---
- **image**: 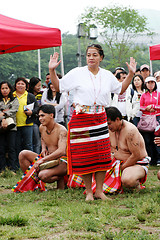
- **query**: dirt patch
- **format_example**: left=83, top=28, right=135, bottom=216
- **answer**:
left=0, top=189, right=12, bottom=194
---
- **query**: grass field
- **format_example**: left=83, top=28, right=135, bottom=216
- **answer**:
left=0, top=167, right=159, bottom=240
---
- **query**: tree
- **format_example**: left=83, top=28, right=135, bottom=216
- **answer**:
left=80, top=5, right=154, bottom=69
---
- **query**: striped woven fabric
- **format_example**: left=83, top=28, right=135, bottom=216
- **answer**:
left=67, top=174, right=85, bottom=188
left=12, top=155, right=46, bottom=193
left=67, top=110, right=112, bottom=175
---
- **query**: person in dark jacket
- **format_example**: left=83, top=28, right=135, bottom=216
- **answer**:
left=13, top=77, right=39, bottom=160
left=0, top=81, right=19, bottom=172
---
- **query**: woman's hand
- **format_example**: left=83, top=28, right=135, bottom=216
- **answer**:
left=24, top=109, right=32, bottom=116
left=49, top=52, right=61, bottom=70
left=126, top=57, right=137, bottom=74
left=154, top=137, right=160, bottom=146
left=1, top=118, right=8, bottom=129
left=145, top=105, right=155, bottom=112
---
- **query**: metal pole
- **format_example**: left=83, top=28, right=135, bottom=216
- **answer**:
left=78, top=38, right=81, bottom=67
left=59, top=46, right=64, bottom=76
left=150, top=60, right=153, bottom=76
left=38, top=49, right=41, bottom=79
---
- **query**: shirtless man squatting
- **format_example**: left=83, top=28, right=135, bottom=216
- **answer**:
left=106, top=106, right=150, bottom=190
left=19, top=104, right=67, bottom=189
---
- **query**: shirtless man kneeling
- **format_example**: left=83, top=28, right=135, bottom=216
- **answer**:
left=106, top=106, right=150, bottom=190
left=19, top=104, right=67, bottom=189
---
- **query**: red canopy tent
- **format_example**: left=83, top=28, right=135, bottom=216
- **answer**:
left=0, top=14, right=64, bottom=75
left=149, top=44, right=160, bottom=75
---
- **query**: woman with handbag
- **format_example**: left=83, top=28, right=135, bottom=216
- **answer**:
left=0, top=81, right=19, bottom=173
left=126, top=74, right=145, bottom=126
left=139, top=76, right=160, bottom=165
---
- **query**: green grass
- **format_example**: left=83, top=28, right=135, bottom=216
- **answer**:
left=0, top=167, right=159, bottom=240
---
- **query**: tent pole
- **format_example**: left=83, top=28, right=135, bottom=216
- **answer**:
left=59, top=46, right=64, bottom=76
left=38, top=49, right=41, bottom=79
left=150, top=60, right=153, bottom=76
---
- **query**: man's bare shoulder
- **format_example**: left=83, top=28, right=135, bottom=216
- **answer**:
left=124, top=120, right=139, bottom=133
left=124, top=121, right=144, bottom=143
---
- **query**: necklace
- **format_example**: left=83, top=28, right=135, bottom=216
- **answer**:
left=115, top=120, right=123, bottom=151
left=46, top=125, right=55, bottom=135
left=89, top=69, right=101, bottom=105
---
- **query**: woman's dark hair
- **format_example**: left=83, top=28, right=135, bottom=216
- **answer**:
left=14, top=77, right=28, bottom=90
left=0, top=81, right=15, bottom=101
left=86, top=44, right=104, bottom=59
left=47, top=82, right=62, bottom=103
left=105, top=106, right=122, bottom=121
left=132, top=74, right=145, bottom=91
left=38, top=104, right=55, bottom=118
left=29, top=77, right=41, bottom=94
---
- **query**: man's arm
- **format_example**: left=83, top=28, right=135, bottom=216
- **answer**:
left=121, top=129, right=142, bottom=171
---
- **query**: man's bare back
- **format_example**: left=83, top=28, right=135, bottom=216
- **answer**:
left=110, top=120, right=147, bottom=164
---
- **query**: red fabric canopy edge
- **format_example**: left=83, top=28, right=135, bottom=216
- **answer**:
left=0, top=14, right=62, bottom=54
left=149, top=44, right=160, bottom=61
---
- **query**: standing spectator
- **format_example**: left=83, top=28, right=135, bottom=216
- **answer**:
left=13, top=78, right=39, bottom=159
left=42, top=73, right=50, bottom=89
left=110, top=70, right=129, bottom=120
left=49, top=44, right=136, bottom=201
left=140, top=76, right=160, bottom=165
left=29, top=77, right=42, bottom=154
left=140, top=64, right=150, bottom=81
left=0, top=81, right=19, bottom=172
left=126, top=74, right=145, bottom=126
left=41, top=80, right=67, bottom=127
left=154, top=71, right=160, bottom=92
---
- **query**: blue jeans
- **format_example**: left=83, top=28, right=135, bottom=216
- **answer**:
left=0, top=130, right=18, bottom=171
left=16, top=126, right=33, bottom=159
left=132, top=117, right=140, bottom=127
left=33, top=123, right=41, bottom=154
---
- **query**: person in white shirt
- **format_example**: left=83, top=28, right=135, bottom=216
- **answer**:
left=49, top=44, right=136, bottom=201
left=41, top=81, right=67, bottom=127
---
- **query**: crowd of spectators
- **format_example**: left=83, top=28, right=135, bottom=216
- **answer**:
left=0, top=61, right=159, bottom=184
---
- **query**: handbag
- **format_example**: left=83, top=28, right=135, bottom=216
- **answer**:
left=137, top=114, right=158, bottom=132
left=0, top=117, right=16, bottom=131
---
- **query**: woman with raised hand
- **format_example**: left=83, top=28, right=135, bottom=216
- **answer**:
left=49, top=44, right=136, bottom=201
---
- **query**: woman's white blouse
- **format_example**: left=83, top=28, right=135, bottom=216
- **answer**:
left=59, top=66, right=122, bottom=107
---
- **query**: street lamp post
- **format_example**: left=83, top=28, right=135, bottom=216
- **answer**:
left=77, top=23, right=86, bottom=67
left=77, top=23, right=98, bottom=67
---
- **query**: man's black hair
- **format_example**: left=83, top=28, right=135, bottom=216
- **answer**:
left=105, top=107, right=122, bottom=121
left=38, top=104, right=56, bottom=118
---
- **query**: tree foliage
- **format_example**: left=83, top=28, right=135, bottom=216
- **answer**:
left=80, top=5, right=154, bottom=68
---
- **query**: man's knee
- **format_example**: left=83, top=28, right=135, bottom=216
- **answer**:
left=19, top=150, right=28, bottom=165
left=121, top=171, right=137, bottom=188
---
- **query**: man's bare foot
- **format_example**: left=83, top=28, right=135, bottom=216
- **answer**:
left=94, top=192, right=110, bottom=201
left=85, top=192, right=94, bottom=201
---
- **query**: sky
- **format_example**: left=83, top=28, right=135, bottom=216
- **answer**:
left=1, top=0, right=160, bottom=34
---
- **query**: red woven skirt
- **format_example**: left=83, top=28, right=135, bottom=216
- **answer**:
left=67, top=110, right=112, bottom=175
